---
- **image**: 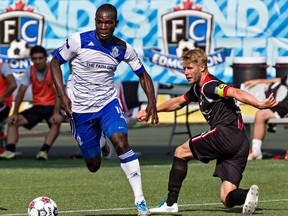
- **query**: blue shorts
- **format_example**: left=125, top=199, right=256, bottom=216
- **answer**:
left=70, top=99, right=128, bottom=159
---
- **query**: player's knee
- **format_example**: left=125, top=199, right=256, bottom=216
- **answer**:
left=174, top=143, right=192, bottom=159
left=113, top=140, right=129, bottom=155
left=85, top=159, right=101, bottom=173
left=174, top=146, right=182, bottom=157
left=255, top=110, right=270, bottom=122
left=88, top=166, right=100, bottom=173
left=87, top=164, right=101, bottom=173
left=110, top=133, right=129, bottom=154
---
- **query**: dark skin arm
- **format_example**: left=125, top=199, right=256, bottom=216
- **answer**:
left=138, top=71, right=159, bottom=125
left=50, top=56, right=73, bottom=118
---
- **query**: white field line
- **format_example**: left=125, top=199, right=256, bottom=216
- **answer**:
left=2, top=198, right=288, bottom=216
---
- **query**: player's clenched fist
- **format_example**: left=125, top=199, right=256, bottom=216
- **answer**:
left=136, top=110, right=147, bottom=122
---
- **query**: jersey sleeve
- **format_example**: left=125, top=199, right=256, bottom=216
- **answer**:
left=204, top=81, right=230, bottom=99
left=54, top=33, right=80, bottom=64
left=20, top=67, right=31, bottom=86
left=184, top=84, right=200, bottom=102
left=123, top=43, right=145, bottom=76
left=1, top=63, right=13, bottom=77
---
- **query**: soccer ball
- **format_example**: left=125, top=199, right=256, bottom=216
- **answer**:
left=7, top=39, right=30, bottom=58
left=176, top=38, right=195, bottom=57
left=28, top=196, right=58, bottom=216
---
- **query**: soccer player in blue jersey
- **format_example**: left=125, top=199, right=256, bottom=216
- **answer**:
left=50, top=3, right=158, bottom=216
left=137, top=48, right=278, bottom=214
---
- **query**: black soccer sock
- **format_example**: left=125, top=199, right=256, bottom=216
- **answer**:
left=40, top=144, right=51, bottom=152
left=225, top=188, right=249, bottom=208
left=6, top=144, right=16, bottom=152
left=167, top=156, right=188, bottom=206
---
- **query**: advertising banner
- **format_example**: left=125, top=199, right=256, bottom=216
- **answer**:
left=1, top=0, right=288, bottom=84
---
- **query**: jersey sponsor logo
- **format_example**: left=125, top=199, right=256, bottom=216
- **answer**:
left=85, top=62, right=116, bottom=70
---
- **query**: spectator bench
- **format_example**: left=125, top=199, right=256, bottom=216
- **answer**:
left=243, top=116, right=288, bottom=139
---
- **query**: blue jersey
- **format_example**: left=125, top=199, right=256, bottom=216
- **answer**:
left=55, top=29, right=146, bottom=113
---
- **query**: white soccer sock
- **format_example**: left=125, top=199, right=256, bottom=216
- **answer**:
left=119, top=149, right=144, bottom=205
left=252, top=139, right=262, bottom=152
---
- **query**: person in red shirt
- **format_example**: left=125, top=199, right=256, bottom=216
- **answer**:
left=0, top=45, right=63, bottom=160
left=0, top=62, right=17, bottom=122
left=0, top=62, right=17, bottom=152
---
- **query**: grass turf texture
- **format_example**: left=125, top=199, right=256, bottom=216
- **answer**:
left=0, top=158, right=287, bottom=216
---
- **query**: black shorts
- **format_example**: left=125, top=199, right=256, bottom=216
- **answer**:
left=189, top=125, right=249, bottom=187
left=270, top=101, right=288, bottom=118
left=21, top=105, right=55, bottom=129
left=0, top=104, right=10, bottom=122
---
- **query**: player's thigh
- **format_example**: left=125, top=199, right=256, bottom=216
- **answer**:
left=20, top=106, right=46, bottom=129
left=100, top=99, right=128, bottom=139
left=174, top=140, right=193, bottom=160
left=189, top=128, right=220, bottom=163
left=13, top=114, right=29, bottom=126
left=70, top=118, right=102, bottom=160
left=255, top=109, right=275, bottom=120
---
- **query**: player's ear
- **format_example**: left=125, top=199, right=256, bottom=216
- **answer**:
left=200, top=63, right=206, bottom=72
left=115, top=20, right=119, bottom=27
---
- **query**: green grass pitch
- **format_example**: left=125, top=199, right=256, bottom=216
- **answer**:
left=0, top=158, right=287, bottom=216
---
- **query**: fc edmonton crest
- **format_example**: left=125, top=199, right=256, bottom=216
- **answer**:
left=0, top=0, right=45, bottom=80
left=144, top=0, right=226, bottom=79
left=162, top=2, right=212, bottom=57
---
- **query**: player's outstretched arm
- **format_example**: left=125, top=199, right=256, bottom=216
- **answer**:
left=226, top=87, right=279, bottom=109
left=136, top=95, right=189, bottom=122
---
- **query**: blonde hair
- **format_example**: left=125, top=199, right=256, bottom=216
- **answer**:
left=180, top=48, right=207, bottom=66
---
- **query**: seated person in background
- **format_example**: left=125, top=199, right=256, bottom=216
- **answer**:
left=244, top=75, right=288, bottom=160
left=0, top=45, right=63, bottom=160
left=0, top=62, right=17, bottom=122
left=0, top=62, right=17, bottom=152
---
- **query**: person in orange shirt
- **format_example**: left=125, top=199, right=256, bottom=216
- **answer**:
left=0, top=45, right=63, bottom=160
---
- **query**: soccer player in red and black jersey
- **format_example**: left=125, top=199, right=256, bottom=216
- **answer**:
left=137, top=48, right=278, bottom=214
